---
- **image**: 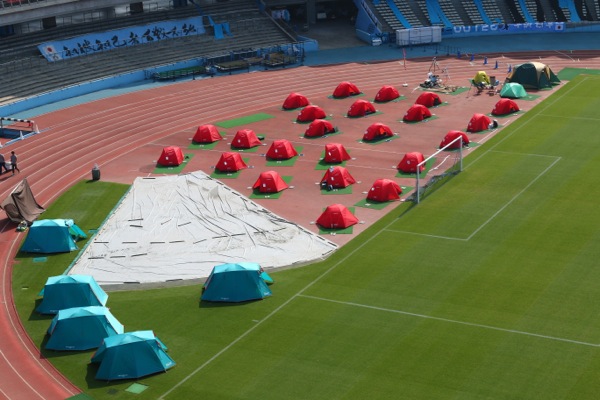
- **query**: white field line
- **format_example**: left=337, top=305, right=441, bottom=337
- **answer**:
left=536, top=113, right=600, bottom=121
left=464, top=76, right=589, bottom=170
left=158, top=210, right=396, bottom=399
left=0, top=349, right=44, bottom=399
left=298, top=294, right=600, bottom=348
left=465, top=154, right=560, bottom=240
left=385, top=151, right=560, bottom=241
left=383, top=78, right=595, bottom=241
left=164, top=75, right=600, bottom=398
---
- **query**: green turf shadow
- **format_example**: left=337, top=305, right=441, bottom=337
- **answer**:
left=153, top=153, right=194, bottom=174
left=397, top=158, right=436, bottom=179
left=400, top=115, right=439, bottom=124
left=188, top=132, right=227, bottom=150
left=230, top=145, right=262, bottom=153
left=318, top=207, right=356, bottom=234
left=438, top=142, right=481, bottom=152
left=327, top=93, right=365, bottom=100
left=211, top=170, right=242, bottom=179
left=215, top=113, right=275, bottom=128
left=488, top=110, right=524, bottom=118
left=354, top=198, right=396, bottom=210
left=249, top=176, right=293, bottom=199
left=468, top=124, right=503, bottom=134
left=265, top=147, right=303, bottom=166
left=421, top=86, right=469, bottom=96
left=188, top=141, right=219, bottom=150
left=300, top=130, right=343, bottom=140
left=320, top=185, right=353, bottom=195
left=445, top=86, right=469, bottom=95
left=294, top=116, right=333, bottom=124
left=358, top=134, right=400, bottom=145
left=210, top=158, right=250, bottom=179
left=345, top=111, right=383, bottom=119
left=373, top=95, right=407, bottom=104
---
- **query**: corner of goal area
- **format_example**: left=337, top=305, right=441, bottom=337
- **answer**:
left=409, top=136, right=465, bottom=205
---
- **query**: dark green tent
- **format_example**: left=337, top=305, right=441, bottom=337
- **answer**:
left=506, top=62, right=560, bottom=90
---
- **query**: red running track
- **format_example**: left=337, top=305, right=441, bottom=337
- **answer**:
left=0, top=51, right=599, bottom=399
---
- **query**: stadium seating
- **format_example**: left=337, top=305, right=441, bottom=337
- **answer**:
left=0, top=0, right=296, bottom=106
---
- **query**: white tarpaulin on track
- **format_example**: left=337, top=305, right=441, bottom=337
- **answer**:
left=69, top=171, right=337, bottom=285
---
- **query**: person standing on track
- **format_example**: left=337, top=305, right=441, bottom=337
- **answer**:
left=10, top=151, right=20, bottom=175
left=0, top=153, right=9, bottom=175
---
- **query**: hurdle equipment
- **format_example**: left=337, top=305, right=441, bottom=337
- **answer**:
left=0, top=117, right=40, bottom=134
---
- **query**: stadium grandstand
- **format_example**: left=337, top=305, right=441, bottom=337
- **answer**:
left=0, top=0, right=599, bottom=107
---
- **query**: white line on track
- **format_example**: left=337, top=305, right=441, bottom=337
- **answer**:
left=158, top=204, right=399, bottom=399
left=298, top=294, right=600, bottom=348
left=0, top=349, right=44, bottom=399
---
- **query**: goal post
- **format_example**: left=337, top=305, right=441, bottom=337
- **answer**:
left=414, top=135, right=464, bottom=204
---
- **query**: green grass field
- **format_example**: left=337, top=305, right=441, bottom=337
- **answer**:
left=13, top=74, right=600, bottom=399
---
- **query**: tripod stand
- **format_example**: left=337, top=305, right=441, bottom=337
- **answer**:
left=427, top=57, right=450, bottom=86
left=429, top=57, right=441, bottom=74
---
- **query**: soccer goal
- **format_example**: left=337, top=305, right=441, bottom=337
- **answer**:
left=413, top=135, right=464, bottom=204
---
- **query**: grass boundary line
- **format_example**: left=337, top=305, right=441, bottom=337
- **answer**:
left=465, top=154, right=561, bottom=240
left=298, top=294, right=600, bottom=348
left=158, top=205, right=400, bottom=399
left=462, top=76, right=587, bottom=172
left=383, top=151, right=561, bottom=241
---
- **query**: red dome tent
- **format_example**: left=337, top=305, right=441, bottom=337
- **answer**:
left=467, top=113, right=492, bottom=133
left=193, top=124, right=221, bottom=143
left=363, top=122, right=393, bottom=142
left=215, top=152, right=248, bottom=172
left=415, top=92, right=442, bottom=108
left=157, top=146, right=184, bottom=166
left=320, top=166, right=356, bottom=189
left=282, top=92, right=310, bottom=110
left=403, top=104, right=432, bottom=122
left=347, top=99, right=376, bottom=118
left=305, top=119, right=337, bottom=138
left=367, top=178, right=402, bottom=202
left=231, top=129, right=261, bottom=149
left=297, top=105, right=326, bottom=123
left=492, top=98, right=520, bottom=116
left=374, top=85, right=400, bottom=102
left=440, top=130, right=469, bottom=149
left=332, top=81, right=361, bottom=98
left=316, top=204, right=359, bottom=229
left=252, top=170, right=289, bottom=193
left=397, top=152, right=425, bottom=173
left=323, top=143, right=351, bottom=164
left=266, top=139, right=298, bottom=160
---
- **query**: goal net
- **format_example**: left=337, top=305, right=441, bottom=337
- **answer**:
left=411, top=135, right=464, bottom=204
